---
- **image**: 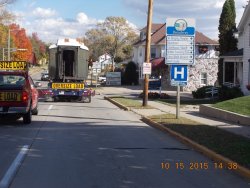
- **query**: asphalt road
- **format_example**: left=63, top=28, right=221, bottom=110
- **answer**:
left=0, top=71, right=249, bottom=188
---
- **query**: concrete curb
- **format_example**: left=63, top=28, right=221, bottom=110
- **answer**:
left=141, top=116, right=250, bottom=181
left=105, top=96, right=250, bottom=180
left=104, top=96, right=130, bottom=111
left=200, top=104, right=250, bottom=126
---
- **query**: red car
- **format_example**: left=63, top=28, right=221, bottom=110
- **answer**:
left=0, top=70, right=39, bottom=124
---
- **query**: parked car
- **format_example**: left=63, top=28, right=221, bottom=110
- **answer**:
left=98, top=76, right=106, bottom=83
left=0, top=69, right=39, bottom=124
left=41, top=73, right=49, bottom=81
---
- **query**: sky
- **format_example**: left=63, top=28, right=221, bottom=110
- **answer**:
left=7, top=0, right=248, bottom=43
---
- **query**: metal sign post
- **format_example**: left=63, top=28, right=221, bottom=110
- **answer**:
left=96, top=75, right=98, bottom=88
left=171, top=65, right=188, bottom=119
left=166, top=18, right=195, bottom=119
left=177, top=85, right=180, bottom=119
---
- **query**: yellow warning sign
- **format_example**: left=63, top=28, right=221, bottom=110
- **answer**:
left=52, top=83, right=85, bottom=89
left=0, top=61, right=28, bottom=70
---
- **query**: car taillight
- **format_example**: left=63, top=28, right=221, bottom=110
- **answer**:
left=22, top=91, right=29, bottom=102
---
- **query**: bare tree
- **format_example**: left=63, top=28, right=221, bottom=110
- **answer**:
left=0, top=0, right=16, bottom=7
left=0, top=0, right=16, bottom=23
left=85, top=16, right=138, bottom=71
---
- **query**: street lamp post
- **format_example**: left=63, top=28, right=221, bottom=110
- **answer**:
left=2, top=48, right=27, bottom=61
left=7, top=28, right=22, bottom=61
left=7, top=28, right=10, bottom=61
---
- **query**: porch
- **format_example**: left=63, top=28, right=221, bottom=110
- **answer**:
left=220, top=48, right=243, bottom=88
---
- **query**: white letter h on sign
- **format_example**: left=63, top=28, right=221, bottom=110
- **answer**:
left=174, top=67, right=185, bottom=79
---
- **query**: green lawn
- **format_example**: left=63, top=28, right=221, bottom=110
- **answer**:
left=157, top=98, right=218, bottom=105
left=150, top=114, right=250, bottom=169
left=212, top=96, right=250, bottom=116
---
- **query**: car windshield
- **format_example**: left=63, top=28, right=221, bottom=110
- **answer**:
left=0, top=74, right=25, bottom=87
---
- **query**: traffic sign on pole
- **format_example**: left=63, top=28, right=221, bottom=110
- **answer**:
left=170, top=65, right=188, bottom=86
left=143, top=62, right=152, bottom=75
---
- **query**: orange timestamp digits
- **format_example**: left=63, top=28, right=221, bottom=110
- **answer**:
left=214, top=162, right=238, bottom=170
left=161, top=162, right=238, bottom=171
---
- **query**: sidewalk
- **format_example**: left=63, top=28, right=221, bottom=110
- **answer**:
left=134, top=100, right=250, bottom=139
left=99, top=86, right=250, bottom=139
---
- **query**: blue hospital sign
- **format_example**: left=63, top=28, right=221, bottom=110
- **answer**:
left=170, top=65, right=188, bottom=86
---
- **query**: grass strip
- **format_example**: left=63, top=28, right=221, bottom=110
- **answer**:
left=150, top=113, right=250, bottom=169
left=111, top=97, right=153, bottom=109
left=212, top=96, right=250, bottom=116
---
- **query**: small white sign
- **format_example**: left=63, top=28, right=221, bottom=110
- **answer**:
left=92, top=62, right=101, bottom=69
left=143, top=63, right=151, bottom=75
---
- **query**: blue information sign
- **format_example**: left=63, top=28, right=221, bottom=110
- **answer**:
left=166, top=18, right=195, bottom=65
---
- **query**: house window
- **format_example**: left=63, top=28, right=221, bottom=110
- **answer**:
left=151, top=47, right=156, bottom=58
left=200, top=72, right=207, bottom=85
left=198, top=45, right=208, bottom=54
left=139, top=48, right=142, bottom=57
left=140, top=32, right=146, bottom=41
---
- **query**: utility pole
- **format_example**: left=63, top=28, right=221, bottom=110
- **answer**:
left=143, top=0, right=154, bottom=106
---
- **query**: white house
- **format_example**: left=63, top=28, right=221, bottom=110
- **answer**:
left=221, top=2, right=250, bottom=95
left=133, top=23, right=219, bottom=91
left=98, top=53, right=112, bottom=70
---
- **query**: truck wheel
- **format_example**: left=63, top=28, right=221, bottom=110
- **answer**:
left=23, top=109, right=32, bottom=124
left=87, top=96, right=91, bottom=103
left=53, top=97, right=59, bottom=102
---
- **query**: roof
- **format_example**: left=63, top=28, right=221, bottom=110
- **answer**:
left=195, top=31, right=218, bottom=45
left=238, top=3, right=250, bottom=31
left=134, top=23, right=218, bottom=46
left=141, top=23, right=165, bottom=33
left=49, top=38, right=89, bottom=50
left=220, top=48, right=243, bottom=57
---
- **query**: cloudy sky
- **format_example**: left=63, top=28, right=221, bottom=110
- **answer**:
left=8, top=0, right=248, bottom=43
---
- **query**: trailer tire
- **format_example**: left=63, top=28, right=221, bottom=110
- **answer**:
left=81, top=96, right=91, bottom=103
left=53, top=97, right=59, bottom=102
left=87, top=96, right=91, bottom=103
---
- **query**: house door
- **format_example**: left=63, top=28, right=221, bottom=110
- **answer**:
left=224, top=62, right=234, bottom=83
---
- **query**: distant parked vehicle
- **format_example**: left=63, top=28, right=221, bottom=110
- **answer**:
left=98, top=76, right=106, bottom=83
left=41, top=73, right=49, bottom=81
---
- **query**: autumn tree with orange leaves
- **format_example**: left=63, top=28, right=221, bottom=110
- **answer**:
left=30, top=32, right=47, bottom=63
left=9, top=23, right=32, bottom=62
